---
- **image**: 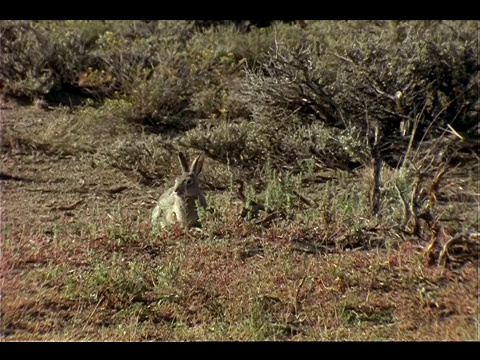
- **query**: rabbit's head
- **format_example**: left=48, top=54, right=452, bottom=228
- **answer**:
left=173, top=152, right=205, bottom=199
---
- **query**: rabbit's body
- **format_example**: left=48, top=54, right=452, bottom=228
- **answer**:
left=151, top=152, right=207, bottom=230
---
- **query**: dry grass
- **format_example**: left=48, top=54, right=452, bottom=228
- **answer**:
left=1, top=102, right=478, bottom=342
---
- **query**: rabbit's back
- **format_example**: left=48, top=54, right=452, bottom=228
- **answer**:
left=151, top=187, right=177, bottom=229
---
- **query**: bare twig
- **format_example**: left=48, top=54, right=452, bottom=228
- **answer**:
left=292, top=189, right=318, bottom=208
left=106, top=186, right=129, bottom=194
left=410, top=177, right=423, bottom=236
left=446, top=124, right=464, bottom=140
left=394, top=183, right=410, bottom=230
left=429, top=166, right=448, bottom=205
left=293, top=275, right=308, bottom=315
left=52, top=200, right=83, bottom=211
left=371, top=157, right=382, bottom=216
left=255, top=211, right=284, bottom=226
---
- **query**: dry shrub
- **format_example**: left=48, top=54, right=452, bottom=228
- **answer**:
left=119, top=54, right=196, bottom=130
left=0, top=20, right=105, bottom=100
left=238, top=20, right=478, bottom=171
left=94, top=136, right=177, bottom=186
left=182, top=118, right=340, bottom=177
left=0, top=21, right=196, bottom=105
left=185, top=23, right=309, bottom=121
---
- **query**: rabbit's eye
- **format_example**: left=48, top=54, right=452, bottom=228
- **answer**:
left=186, top=179, right=193, bottom=185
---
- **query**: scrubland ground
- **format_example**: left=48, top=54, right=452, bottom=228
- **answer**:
left=1, top=20, right=478, bottom=341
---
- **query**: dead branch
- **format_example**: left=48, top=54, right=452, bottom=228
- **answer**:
left=292, top=189, right=318, bottom=208
left=55, top=200, right=83, bottom=211
left=106, top=186, right=129, bottom=194
left=394, top=182, right=410, bottom=230
left=371, top=157, right=382, bottom=216
left=429, top=166, right=448, bottom=205
left=293, top=275, right=308, bottom=315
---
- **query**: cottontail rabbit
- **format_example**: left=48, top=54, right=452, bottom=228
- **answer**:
left=151, top=152, right=208, bottom=230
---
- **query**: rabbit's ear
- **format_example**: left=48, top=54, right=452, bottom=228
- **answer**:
left=178, top=152, right=189, bottom=173
left=190, top=153, right=205, bottom=175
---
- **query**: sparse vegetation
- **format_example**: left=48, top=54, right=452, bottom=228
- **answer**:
left=1, top=20, right=478, bottom=341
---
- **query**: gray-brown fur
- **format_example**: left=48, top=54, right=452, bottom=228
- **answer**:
left=151, top=152, right=207, bottom=230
